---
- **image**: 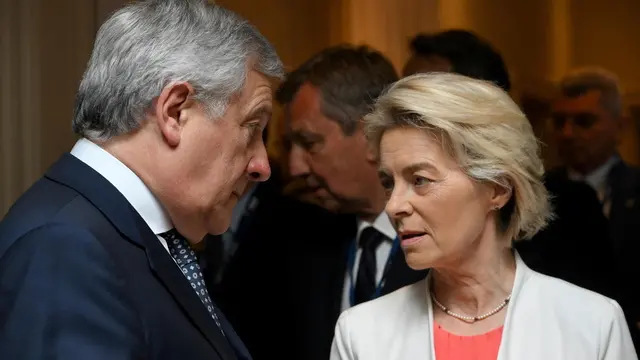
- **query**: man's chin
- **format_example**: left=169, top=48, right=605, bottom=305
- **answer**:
left=206, top=214, right=232, bottom=236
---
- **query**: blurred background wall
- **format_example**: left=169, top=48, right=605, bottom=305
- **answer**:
left=2, top=0, right=640, bottom=215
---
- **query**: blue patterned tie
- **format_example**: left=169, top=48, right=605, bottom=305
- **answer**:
left=160, top=229, right=225, bottom=336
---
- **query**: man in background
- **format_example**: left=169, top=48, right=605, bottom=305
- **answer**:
left=403, top=29, right=511, bottom=91
left=218, top=45, right=428, bottom=360
left=0, top=1, right=283, bottom=359
left=548, top=66, right=640, bottom=342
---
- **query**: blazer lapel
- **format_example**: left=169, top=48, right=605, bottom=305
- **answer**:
left=46, top=154, right=237, bottom=360
left=138, top=217, right=237, bottom=359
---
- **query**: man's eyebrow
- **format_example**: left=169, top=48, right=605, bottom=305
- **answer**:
left=248, top=105, right=272, bottom=119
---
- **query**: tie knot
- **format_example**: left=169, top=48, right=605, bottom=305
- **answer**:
left=160, top=229, right=198, bottom=266
left=358, top=226, right=386, bottom=250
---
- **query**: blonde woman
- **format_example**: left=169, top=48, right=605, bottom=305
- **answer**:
left=329, top=73, right=637, bottom=360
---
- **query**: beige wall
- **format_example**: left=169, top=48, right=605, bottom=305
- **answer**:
left=1, top=0, right=99, bottom=213
left=2, top=0, right=640, bottom=215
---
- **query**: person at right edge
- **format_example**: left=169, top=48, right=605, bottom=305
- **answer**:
left=548, top=66, right=640, bottom=345
left=330, top=72, right=637, bottom=360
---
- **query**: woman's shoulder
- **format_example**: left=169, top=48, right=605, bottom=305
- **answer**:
left=522, top=268, right=625, bottom=326
left=506, top=268, right=637, bottom=358
left=527, top=269, right=619, bottom=306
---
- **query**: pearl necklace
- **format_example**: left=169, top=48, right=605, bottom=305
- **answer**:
left=431, top=292, right=511, bottom=323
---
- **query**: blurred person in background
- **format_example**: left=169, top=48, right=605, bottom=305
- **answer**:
left=549, top=66, right=640, bottom=341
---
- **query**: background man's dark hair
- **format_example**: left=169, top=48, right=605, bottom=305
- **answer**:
left=409, top=29, right=511, bottom=92
left=276, top=45, right=398, bottom=135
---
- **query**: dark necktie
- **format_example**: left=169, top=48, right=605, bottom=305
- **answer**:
left=353, top=227, right=387, bottom=305
left=160, top=229, right=225, bottom=335
left=161, top=229, right=253, bottom=359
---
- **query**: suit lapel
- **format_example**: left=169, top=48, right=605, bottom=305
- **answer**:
left=46, top=154, right=237, bottom=360
left=607, top=161, right=638, bottom=251
left=328, top=233, right=351, bottom=321
left=137, top=217, right=237, bottom=359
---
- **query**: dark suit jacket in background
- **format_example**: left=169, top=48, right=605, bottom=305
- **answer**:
left=544, top=162, right=640, bottom=348
left=216, top=176, right=427, bottom=360
left=515, top=175, right=616, bottom=297
left=0, top=154, right=240, bottom=360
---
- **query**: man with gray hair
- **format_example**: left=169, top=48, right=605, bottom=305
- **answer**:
left=0, top=0, right=283, bottom=359
left=548, top=66, right=640, bottom=346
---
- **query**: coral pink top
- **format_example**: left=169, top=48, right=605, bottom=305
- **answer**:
left=433, top=323, right=503, bottom=360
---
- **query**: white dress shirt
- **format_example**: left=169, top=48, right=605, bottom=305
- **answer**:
left=568, top=155, right=619, bottom=217
left=340, top=212, right=397, bottom=311
left=70, top=138, right=175, bottom=254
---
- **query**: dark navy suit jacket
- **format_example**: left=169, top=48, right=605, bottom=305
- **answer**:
left=0, top=153, right=247, bottom=360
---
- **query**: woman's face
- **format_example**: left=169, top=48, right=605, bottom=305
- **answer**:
left=378, top=127, right=500, bottom=271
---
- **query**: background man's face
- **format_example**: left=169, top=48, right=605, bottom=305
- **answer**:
left=551, top=90, right=622, bottom=174
left=285, top=83, right=376, bottom=214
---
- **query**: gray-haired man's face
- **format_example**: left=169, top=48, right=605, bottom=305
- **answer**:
left=150, top=70, right=274, bottom=241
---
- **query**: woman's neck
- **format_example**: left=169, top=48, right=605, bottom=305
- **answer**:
left=431, top=247, right=516, bottom=317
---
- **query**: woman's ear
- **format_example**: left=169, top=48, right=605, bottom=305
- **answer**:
left=488, top=179, right=513, bottom=211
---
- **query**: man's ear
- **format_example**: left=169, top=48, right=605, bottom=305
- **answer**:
left=365, top=142, right=378, bottom=163
left=620, top=113, right=632, bottom=131
left=613, top=113, right=630, bottom=145
left=354, top=119, right=378, bottom=163
left=152, top=82, right=195, bottom=147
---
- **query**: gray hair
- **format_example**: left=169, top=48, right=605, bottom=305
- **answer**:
left=73, top=0, right=284, bottom=141
left=560, top=66, right=622, bottom=118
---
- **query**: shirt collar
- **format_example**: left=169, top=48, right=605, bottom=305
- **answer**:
left=70, top=138, right=173, bottom=235
left=568, top=155, right=619, bottom=192
left=356, top=212, right=397, bottom=242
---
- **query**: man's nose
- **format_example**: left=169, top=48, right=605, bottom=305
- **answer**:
left=288, top=146, right=310, bottom=177
left=247, top=144, right=271, bottom=182
left=560, top=120, right=574, bottom=139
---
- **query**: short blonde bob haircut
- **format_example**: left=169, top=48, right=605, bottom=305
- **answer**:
left=365, top=72, right=551, bottom=241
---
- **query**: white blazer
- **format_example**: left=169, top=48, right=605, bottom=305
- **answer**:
left=330, top=253, right=637, bottom=360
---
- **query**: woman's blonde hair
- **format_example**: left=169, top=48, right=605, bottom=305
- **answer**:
left=365, top=72, right=552, bottom=241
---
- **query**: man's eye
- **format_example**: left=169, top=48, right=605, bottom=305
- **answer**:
left=379, top=176, right=393, bottom=191
left=413, top=176, right=430, bottom=187
left=573, top=114, right=597, bottom=129
left=552, top=114, right=566, bottom=130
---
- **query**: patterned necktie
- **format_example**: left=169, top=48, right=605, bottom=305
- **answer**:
left=354, top=226, right=387, bottom=305
left=160, top=229, right=225, bottom=336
